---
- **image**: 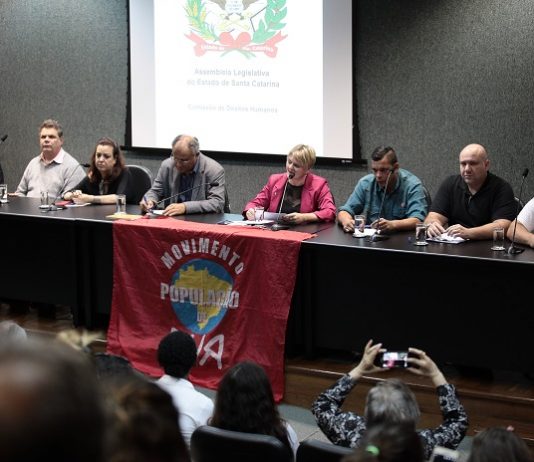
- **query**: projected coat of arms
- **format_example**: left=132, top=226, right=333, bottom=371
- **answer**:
left=185, top=0, right=287, bottom=57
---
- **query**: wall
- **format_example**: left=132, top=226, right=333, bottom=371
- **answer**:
left=1, top=0, right=533, bottom=213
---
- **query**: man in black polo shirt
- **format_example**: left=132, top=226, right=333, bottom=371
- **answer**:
left=425, top=143, right=516, bottom=240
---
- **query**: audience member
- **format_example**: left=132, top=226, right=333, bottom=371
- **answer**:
left=105, top=374, right=190, bottom=462
left=0, top=320, right=27, bottom=346
left=506, top=196, right=534, bottom=248
left=311, top=340, right=468, bottom=460
left=243, top=143, right=336, bottom=224
left=93, top=352, right=136, bottom=381
left=156, top=330, right=214, bottom=447
left=140, top=134, right=225, bottom=215
left=0, top=339, right=106, bottom=462
left=467, top=427, right=532, bottom=462
left=425, top=143, right=516, bottom=239
left=341, top=423, right=424, bottom=462
left=14, top=119, right=85, bottom=199
left=337, top=146, right=427, bottom=233
left=210, top=361, right=299, bottom=458
left=63, top=137, right=135, bottom=204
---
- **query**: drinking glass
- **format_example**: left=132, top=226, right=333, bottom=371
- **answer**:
left=491, top=227, right=505, bottom=251
left=116, top=194, right=126, bottom=214
left=353, top=215, right=366, bottom=237
left=0, top=183, right=7, bottom=203
left=40, top=190, right=49, bottom=206
left=254, top=206, right=265, bottom=221
left=414, top=223, right=429, bottom=246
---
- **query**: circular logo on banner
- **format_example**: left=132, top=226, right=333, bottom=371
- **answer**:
left=170, top=258, right=234, bottom=335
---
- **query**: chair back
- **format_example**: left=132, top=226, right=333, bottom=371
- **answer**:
left=191, top=426, right=292, bottom=462
left=296, top=439, right=353, bottom=462
left=125, top=164, right=153, bottom=204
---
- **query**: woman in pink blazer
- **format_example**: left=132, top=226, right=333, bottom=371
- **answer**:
left=244, top=144, right=336, bottom=224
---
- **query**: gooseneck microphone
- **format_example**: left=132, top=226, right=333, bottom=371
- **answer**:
left=271, top=172, right=294, bottom=232
left=369, top=168, right=394, bottom=242
left=507, top=168, right=529, bottom=255
left=0, top=134, right=7, bottom=186
left=153, top=181, right=219, bottom=208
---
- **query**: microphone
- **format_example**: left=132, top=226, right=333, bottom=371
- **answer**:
left=369, top=168, right=394, bottom=242
left=0, top=134, right=7, bottom=188
left=152, top=181, right=219, bottom=208
left=271, top=172, right=294, bottom=232
left=507, top=168, right=529, bottom=255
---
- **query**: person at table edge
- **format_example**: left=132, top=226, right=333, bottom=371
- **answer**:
left=425, top=143, right=516, bottom=240
left=506, top=195, right=534, bottom=248
left=13, top=119, right=85, bottom=199
left=243, top=144, right=336, bottom=224
left=140, top=134, right=225, bottom=216
left=337, top=146, right=428, bottom=233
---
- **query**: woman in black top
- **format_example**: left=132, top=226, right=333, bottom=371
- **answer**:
left=64, top=137, right=132, bottom=204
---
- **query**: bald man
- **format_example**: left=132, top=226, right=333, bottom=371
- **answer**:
left=140, top=134, right=225, bottom=216
left=425, top=144, right=516, bottom=240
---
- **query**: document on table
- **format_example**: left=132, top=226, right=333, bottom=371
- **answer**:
left=225, top=219, right=274, bottom=226
left=427, top=233, right=466, bottom=244
left=65, top=202, right=91, bottom=207
left=353, top=227, right=377, bottom=238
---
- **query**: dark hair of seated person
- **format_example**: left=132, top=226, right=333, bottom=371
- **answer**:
left=0, top=339, right=106, bottom=462
left=93, top=352, right=136, bottom=380
left=105, top=374, right=190, bottom=462
left=467, top=427, right=532, bottom=462
left=157, top=329, right=197, bottom=379
left=88, top=136, right=126, bottom=183
left=210, top=361, right=292, bottom=455
left=342, top=422, right=424, bottom=462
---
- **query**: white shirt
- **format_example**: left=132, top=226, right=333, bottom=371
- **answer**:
left=156, top=374, right=214, bottom=447
left=518, top=197, right=534, bottom=231
left=285, top=421, right=300, bottom=458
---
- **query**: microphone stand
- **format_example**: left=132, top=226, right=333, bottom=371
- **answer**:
left=507, top=168, right=529, bottom=255
left=147, top=181, right=219, bottom=213
left=369, top=169, right=394, bottom=242
left=271, top=173, right=294, bottom=231
left=0, top=134, right=8, bottom=202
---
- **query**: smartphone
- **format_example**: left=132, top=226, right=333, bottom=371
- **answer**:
left=376, top=350, right=409, bottom=368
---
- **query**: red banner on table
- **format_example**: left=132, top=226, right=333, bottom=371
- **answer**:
left=107, top=218, right=312, bottom=401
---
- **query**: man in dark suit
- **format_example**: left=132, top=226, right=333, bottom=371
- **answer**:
left=140, top=134, right=225, bottom=216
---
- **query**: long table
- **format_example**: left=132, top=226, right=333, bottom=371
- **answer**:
left=2, top=196, right=533, bottom=373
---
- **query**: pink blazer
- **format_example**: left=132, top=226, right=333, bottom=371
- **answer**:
left=244, top=172, right=336, bottom=222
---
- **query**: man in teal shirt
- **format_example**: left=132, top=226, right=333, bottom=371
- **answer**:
left=337, top=146, right=428, bottom=233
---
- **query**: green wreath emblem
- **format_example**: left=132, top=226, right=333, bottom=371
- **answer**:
left=185, top=0, right=287, bottom=45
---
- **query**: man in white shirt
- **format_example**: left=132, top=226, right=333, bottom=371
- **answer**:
left=156, top=330, right=214, bottom=447
left=14, top=119, right=85, bottom=199
left=506, top=197, right=534, bottom=248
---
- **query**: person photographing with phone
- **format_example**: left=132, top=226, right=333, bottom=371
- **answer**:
left=311, top=340, right=468, bottom=460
